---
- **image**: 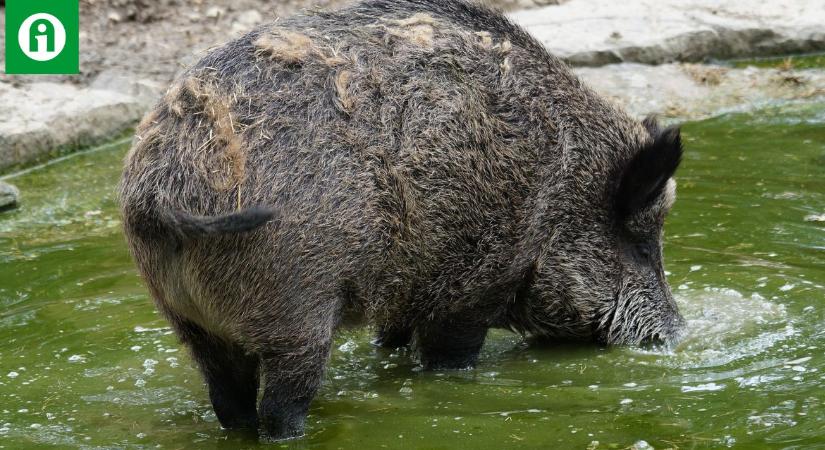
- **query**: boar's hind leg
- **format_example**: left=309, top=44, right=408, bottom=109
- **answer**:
left=178, top=321, right=260, bottom=430
left=417, top=320, right=488, bottom=370
left=258, top=339, right=332, bottom=441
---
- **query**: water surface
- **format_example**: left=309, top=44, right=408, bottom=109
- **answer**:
left=1, top=103, right=823, bottom=449
left=728, top=53, right=825, bottom=70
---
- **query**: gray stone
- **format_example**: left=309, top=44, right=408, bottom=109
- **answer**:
left=0, top=181, right=19, bottom=210
left=0, top=82, right=144, bottom=172
left=574, top=63, right=825, bottom=120
left=511, top=0, right=825, bottom=66
left=91, top=70, right=165, bottom=110
left=205, top=6, right=225, bottom=19
left=231, top=9, right=265, bottom=36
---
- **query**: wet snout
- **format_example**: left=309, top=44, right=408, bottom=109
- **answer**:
left=602, top=279, right=686, bottom=348
left=641, top=312, right=686, bottom=348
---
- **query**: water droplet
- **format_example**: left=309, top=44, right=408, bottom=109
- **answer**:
left=681, top=382, right=725, bottom=392
left=785, top=357, right=812, bottom=365
left=338, top=340, right=357, bottom=353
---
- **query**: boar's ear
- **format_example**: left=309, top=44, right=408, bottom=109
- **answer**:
left=641, top=115, right=661, bottom=137
left=616, top=125, right=683, bottom=218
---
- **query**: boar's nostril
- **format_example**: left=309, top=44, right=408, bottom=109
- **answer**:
left=647, top=323, right=686, bottom=349
left=642, top=333, right=664, bottom=346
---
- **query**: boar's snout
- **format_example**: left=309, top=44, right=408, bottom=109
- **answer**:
left=640, top=310, right=686, bottom=348
left=598, top=281, right=686, bottom=349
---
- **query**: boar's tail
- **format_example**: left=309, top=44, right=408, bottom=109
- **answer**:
left=163, top=206, right=277, bottom=238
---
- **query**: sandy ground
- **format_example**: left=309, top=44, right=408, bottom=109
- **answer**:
left=0, top=0, right=558, bottom=88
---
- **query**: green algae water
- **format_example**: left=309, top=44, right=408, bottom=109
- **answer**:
left=728, top=53, right=825, bottom=70
left=1, top=103, right=824, bottom=449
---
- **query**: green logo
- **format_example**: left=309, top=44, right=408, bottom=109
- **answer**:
left=4, top=0, right=79, bottom=74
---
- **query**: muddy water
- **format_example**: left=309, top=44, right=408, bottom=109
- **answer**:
left=0, top=103, right=823, bottom=449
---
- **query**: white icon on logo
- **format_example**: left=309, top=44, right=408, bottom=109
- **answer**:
left=18, top=13, right=67, bottom=62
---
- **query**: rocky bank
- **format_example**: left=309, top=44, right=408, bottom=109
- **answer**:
left=0, top=180, right=18, bottom=210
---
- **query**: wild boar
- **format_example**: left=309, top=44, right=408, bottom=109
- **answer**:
left=119, top=0, right=685, bottom=441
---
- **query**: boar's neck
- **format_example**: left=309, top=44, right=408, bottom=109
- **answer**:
left=489, top=58, right=644, bottom=337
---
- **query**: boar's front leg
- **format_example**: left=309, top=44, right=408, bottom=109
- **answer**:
left=258, top=338, right=332, bottom=441
left=417, top=319, right=488, bottom=370
left=177, top=321, right=260, bottom=430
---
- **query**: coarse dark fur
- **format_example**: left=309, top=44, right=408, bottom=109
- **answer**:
left=119, top=0, right=685, bottom=441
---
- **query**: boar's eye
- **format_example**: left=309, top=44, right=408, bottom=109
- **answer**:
left=635, top=243, right=650, bottom=258
left=615, top=124, right=683, bottom=219
left=623, top=237, right=653, bottom=258
left=635, top=242, right=655, bottom=260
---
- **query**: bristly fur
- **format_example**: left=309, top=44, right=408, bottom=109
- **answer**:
left=118, top=0, right=685, bottom=440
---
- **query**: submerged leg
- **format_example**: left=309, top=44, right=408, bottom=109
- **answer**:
left=258, top=339, right=332, bottom=441
left=417, top=320, right=488, bottom=370
left=178, top=321, right=260, bottom=430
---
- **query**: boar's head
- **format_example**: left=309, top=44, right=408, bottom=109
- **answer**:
left=517, top=118, right=685, bottom=347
